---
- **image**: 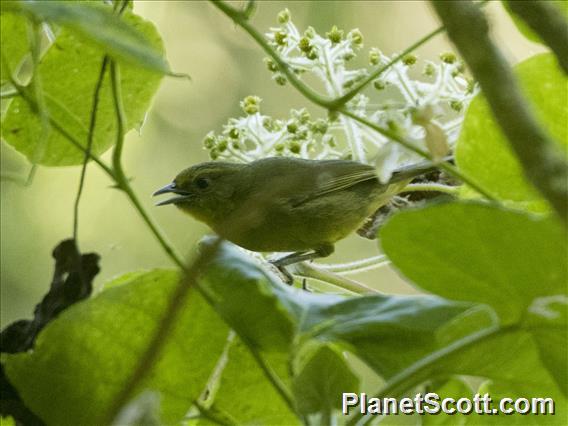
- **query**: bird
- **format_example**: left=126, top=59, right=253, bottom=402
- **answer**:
left=154, top=156, right=437, bottom=278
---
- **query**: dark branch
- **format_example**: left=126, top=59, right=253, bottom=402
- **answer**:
left=432, top=1, right=568, bottom=225
left=506, top=0, right=568, bottom=74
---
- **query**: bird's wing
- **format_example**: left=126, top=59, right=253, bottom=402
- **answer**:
left=290, top=165, right=378, bottom=207
left=289, top=159, right=441, bottom=207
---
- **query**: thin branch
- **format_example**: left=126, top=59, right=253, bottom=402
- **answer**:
left=10, top=82, right=114, bottom=175
left=109, top=60, right=185, bottom=269
left=73, top=56, right=109, bottom=241
left=402, top=182, right=460, bottom=195
left=26, top=21, right=51, bottom=186
left=316, top=254, right=388, bottom=274
left=105, top=239, right=222, bottom=424
left=506, top=0, right=568, bottom=74
left=211, top=1, right=331, bottom=107
left=331, top=26, right=445, bottom=108
left=432, top=2, right=568, bottom=225
left=291, top=262, right=382, bottom=294
left=346, top=324, right=507, bottom=426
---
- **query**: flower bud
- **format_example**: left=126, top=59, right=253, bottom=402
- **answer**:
left=241, top=96, right=261, bottom=115
left=449, top=100, right=463, bottom=112
left=326, top=25, right=344, bottom=44
left=217, top=138, right=228, bottom=152
left=274, top=73, right=287, bottom=85
left=369, top=48, right=381, bottom=66
left=274, top=31, right=287, bottom=46
left=402, top=54, right=417, bottom=66
left=264, top=57, right=278, bottom=72
left=299, top=37, right=311, bottom=53
left=440, top=52, right=457, bottom=64
left=277, top=8, right=291, bottom=24
left=304, top=26, right=316, bottom=39
left=311, top=118, right=328, bottom=134
left=228, top=128, right=240, bottom=139
left=373, top=79, right=386, bottom=90
left=348, top=29, right=363, bottom=45
left=202, top=132, right=216, bottom=149
left=288, top=140, right=301, bottom=154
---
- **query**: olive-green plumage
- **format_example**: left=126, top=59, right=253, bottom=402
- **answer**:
left=154, top=157, right=432, bottom=256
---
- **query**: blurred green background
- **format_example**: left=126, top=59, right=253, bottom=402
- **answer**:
left=1, top=1, right=543, bottom=327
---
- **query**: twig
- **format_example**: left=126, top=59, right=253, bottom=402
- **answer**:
left=432, top=1, right=568, bottom=225
left=346, top=324, right=507, bottom=426
left=73, top=56, right=109, bottom=241
left=402, top=182, right=459, bottom=195
left=10, top=82, right=114, bottom=175
left=315, top=255, right=389, bottom=274
left=109, top=60, right=185, bottom=269
left=26, top=22, right=50, bottom=186
left=105, top=238, right=221, bottom=424
left=211, top=1, right=332, bottom=107
left=291, top=262, right=382, bottom=294
left=331, top=26, right=445, bottom=108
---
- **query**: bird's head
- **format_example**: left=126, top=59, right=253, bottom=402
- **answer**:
left=153, top=162, right=245, bottom=222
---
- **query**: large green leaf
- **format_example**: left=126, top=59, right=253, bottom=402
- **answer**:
left=456, top=54, right=568, bottom=210
left=194, top=240, right=481, bottom=422
left=202, top=337, right=299, bottom=425
left=380, top=201, right=567, bottom=396
left=292, top=343, right=359, bottom=416
left=0, top=12, right=29, bottom=79
left=4, top=270, right=230, bottom=425
left=1, top=8, right=164, bottom=166
left=381, top=202, right=566, bottom=324
left=3, top=0, right=169, bottom=73
left=198, top=239, right=302, bottom=352
left=302, top=294, right=481, bottom=379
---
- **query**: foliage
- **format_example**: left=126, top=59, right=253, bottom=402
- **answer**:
left=1, top=1, right=566, bottom=425
left=457, top=53, right=567, bottom=211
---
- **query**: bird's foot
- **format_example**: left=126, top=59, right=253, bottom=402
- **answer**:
left=269, top=261, right=294, bottom=285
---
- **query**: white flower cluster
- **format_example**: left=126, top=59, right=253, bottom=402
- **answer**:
left=203, top=9, right=477, bottom=181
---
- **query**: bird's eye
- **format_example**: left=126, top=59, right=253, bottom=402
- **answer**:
left=195, top=177, right=210, bottom=190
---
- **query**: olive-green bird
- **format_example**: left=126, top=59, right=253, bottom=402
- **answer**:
left=154, top=157, right=436, bottom=271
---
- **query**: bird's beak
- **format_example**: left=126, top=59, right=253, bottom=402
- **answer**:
left=153, top=183, right=192, bottom=206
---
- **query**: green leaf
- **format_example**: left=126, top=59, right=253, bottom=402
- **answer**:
left=302, top=293, right=479, bottom=378
left=4, top=0, right=169, bottom=73
left=204, top=337, right=298, bottom=425
left=199, top=239, right=303, bottom=352
left=423, top=378, right=473, bottom=426
left=1, top=9, right=164, bottom=166
left=292, top=343, right=359, bottom=416
left=524, top=294, right=568, bottom=396
left=456, top=54, right=568, bottom=210
left=380, top=201, right=568, bottom=398
left=380, top=201, right=567, bottom=325
left=0, top=417, right=16, bottom=426
left=4, top=270, right=230, bottom=425
left=0, top=12, right=29, bottom=78
left=444, top=330, right=567, bottom=424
